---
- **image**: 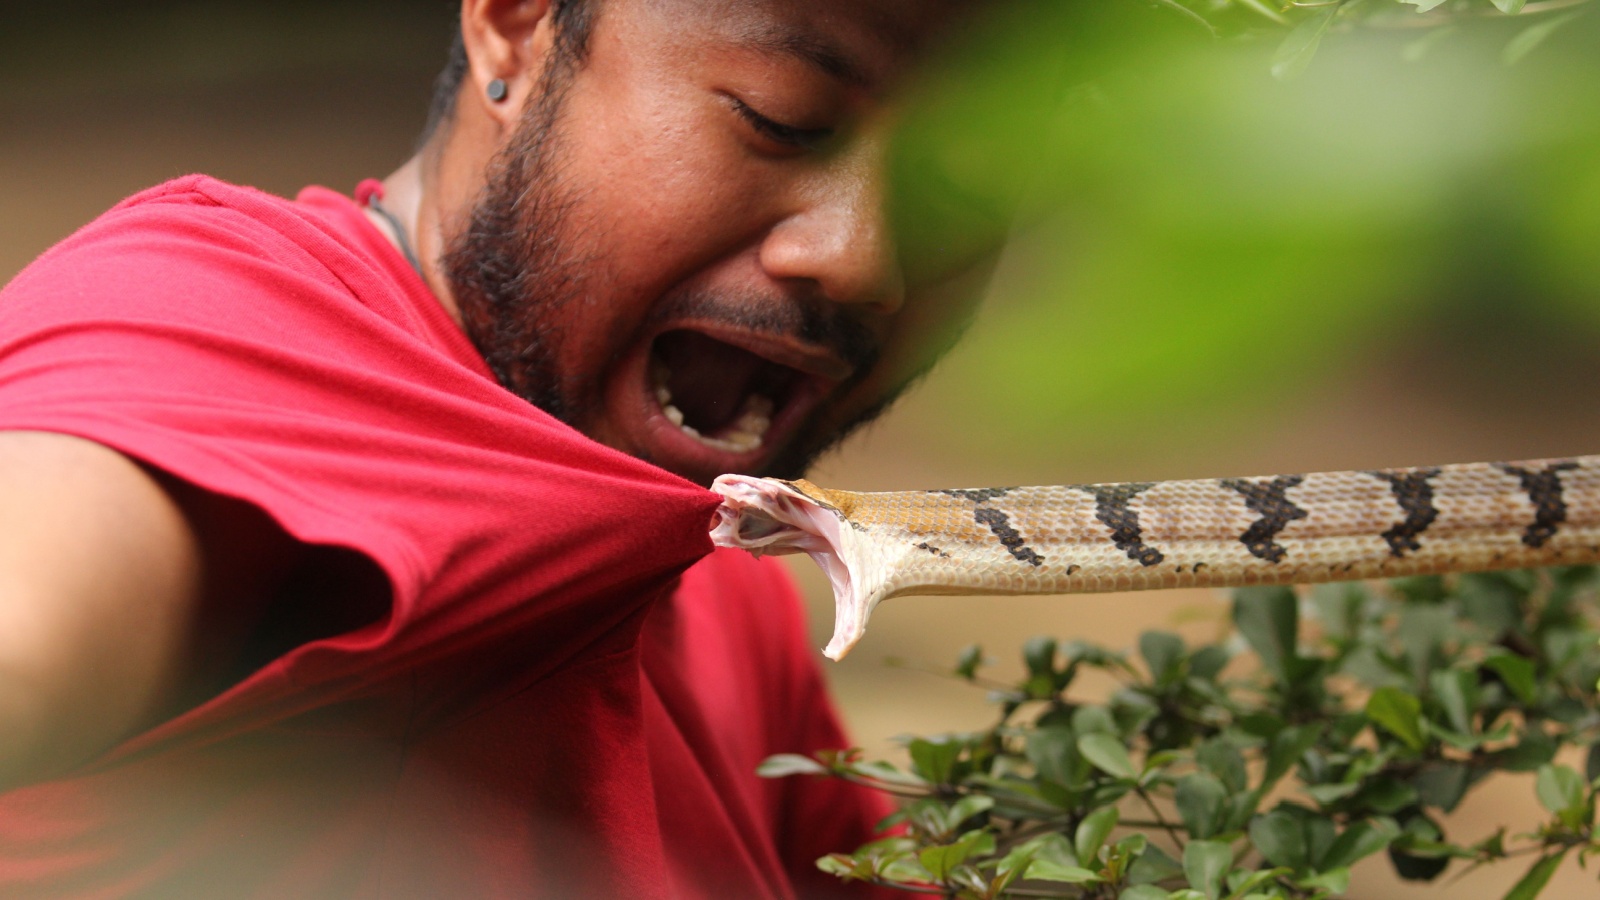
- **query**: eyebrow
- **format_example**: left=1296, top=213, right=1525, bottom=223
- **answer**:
left=735, top=25, right=876, bottom=90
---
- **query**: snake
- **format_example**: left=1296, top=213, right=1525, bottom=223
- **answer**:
left=708, top=455, right=1600, bottom=660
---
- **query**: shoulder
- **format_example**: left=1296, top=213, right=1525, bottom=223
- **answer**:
left=79, top=175, right=341, bottom=263
left=8, top=176, right=326, bottom=298
left=1, top=175, right=428, bottom=350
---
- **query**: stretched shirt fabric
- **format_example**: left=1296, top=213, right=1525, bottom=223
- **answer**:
left=0, top=177, right=889, bottom=898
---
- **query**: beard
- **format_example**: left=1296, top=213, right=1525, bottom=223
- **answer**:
left=443, top=59, right=589, bottom=426
left=442, top=62, right=909, bottom=480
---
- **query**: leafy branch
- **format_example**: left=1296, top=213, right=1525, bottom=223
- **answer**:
left=763, top=567, right=1600, bottom=899
left=1147, top=0, right=1596, bottom=74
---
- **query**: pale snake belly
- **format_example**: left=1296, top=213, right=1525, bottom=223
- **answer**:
left=708, top=456, right=1600, bottom=660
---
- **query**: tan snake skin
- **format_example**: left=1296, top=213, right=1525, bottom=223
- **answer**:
left=708, top=456, right=1600, bottom=660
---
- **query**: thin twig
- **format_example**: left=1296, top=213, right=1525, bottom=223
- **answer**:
left=1134, top=787, right=1187, bottom=852
left=1150, top=0, right=1221, bottom=37
left=858, top=876, right=1085, bottom=899
left=1365, top=0, right=1593, bottom=27
left=832, top=772, right=934, bottom=799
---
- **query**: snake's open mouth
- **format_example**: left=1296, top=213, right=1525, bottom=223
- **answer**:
left=709, top=473, right=884, bottom=661
left=648, top=330, right=805, bottom=455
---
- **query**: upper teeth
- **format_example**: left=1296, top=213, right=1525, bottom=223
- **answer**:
left=652, top=363, right=774, bottom=454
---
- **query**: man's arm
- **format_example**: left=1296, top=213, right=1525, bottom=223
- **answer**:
left=0, top=431, right=206, bottom=792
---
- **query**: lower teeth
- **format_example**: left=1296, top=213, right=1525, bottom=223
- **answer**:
left=654, top=370, right=775, bottom=453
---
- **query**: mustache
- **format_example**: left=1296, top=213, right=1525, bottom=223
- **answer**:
left=643, top=287, right=883, bottom=375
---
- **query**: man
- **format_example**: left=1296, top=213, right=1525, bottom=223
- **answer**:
left=0, top=0, right=991, bottom=896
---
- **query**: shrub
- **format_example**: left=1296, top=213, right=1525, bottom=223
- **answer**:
left=762, top=567, right=1600, bottom=899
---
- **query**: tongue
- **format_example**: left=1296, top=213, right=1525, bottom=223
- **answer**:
left=656, top=331, right=766, bottom=433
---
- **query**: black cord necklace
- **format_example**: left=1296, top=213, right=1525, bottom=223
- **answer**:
left=365, top=193, right=425, bottom=277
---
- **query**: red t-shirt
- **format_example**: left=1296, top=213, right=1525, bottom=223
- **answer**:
left=0, top=177, right=890, bottom=898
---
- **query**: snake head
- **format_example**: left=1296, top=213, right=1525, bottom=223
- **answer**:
left=709, top=474, right=883, bottom=660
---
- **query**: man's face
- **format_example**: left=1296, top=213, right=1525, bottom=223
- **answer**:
left=446, top=0, right=989, bottom=485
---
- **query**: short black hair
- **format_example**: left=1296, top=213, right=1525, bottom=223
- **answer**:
left=421, top=1, right=601, bottom=143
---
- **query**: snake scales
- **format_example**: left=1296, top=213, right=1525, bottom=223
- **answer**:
left=708, top=455, right=1600, bottom=660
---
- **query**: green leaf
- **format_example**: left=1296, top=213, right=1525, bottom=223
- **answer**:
left=1429, top=669, right=1476, bottom=735
left=1140, top=630, right=1186, bottom=684
left=1303, top=867, right=1352, bottom=894
left=1027, top=859, right=1103, bottom=884
left=1534, top=764, right=1584, bottom=817
left=1073, top=705, right=1118, bottom=736
left=757, top=754, right=826, bottom=778
left=1250, top=810, right=1309, bottom=871
left=1310, top=582, right=1366, bottom=638
left=816, top=853, right=855, bottom=878
left=1492, top=0, right=1528, bottom=12
left=1483, top=654, right=1537, bottom=705
left=919, top=831, right=991, bottom=882
left=1496, top=732, right=1558, bottom=773
left=1271, top=6, right=1337, bottom=81
left=1458, top=574, right=1522, bottom=635
left=995, top=843, right=1037, bottom=882
left=1190, top=645, right=1231, bottom=681
left=1356, top=776, right=1418, bottom=815
left=1503, top=851, right=1568, bottom=900
left=1504, top=10, right=1584, bottom=65
left=1110, top=833, right=1147, bottom=872
left=1319, top=820, right=1397, bottom=870
left=1076, top=805, right=1119, bottom=867
left=1079, top=733, right=1138, bottom=781
left=955, top=643, right=983, bottom=680
left=1366, top=687, right=1427, bottom=751
left=1263, top=725, right=1322, bottom=790
left=1016, top=833, right=1076, bottom=870
left=1399, top=605, right=1453, bottom=687
left=1586, top=743, right=1600, bottom=783
left=1414, top=762, right=1471, bottom=813
left=1176, top=773, right=1227, bottom=840
left=1303, top=782, right=1361, bottom=806
left=845, top=758, right=928, bottom=788
left=1128, top=842, right=1184, bottom=886
left=1397, top=0, right=1450, bottom=11
left=1197, top=739, right=1248, bottom=793
left=948, top=795, right=995, bottom=829
left=909, top=738, right=962, bottom=785
left=1024, top=636, right=1058, bottom=678
left=918, top=843, right=964, bottom=882
left=1388, top=811, right=1452, bottom=881
left=1183, top=840, right=1233, bottom=900
left=1233, top=586, right=1299, bottom=681
left=1119, top=886, right=1170, bottom=900
left=1028, top=727, right=1082, bottom=788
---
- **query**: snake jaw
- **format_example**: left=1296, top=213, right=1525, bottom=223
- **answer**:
left=709, top=474, right=886, bottom=660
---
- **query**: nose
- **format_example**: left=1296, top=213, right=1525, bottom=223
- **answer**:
left=757, top=137, right=906, bottom=316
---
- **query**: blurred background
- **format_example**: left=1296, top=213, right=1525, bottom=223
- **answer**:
left=5, top=1, right=1600, bottom=895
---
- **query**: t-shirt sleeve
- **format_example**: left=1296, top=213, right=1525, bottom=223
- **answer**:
left=0, top=178, right=720, bottom=749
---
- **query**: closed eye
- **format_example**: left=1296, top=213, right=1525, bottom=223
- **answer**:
left=728, top=97, right=834, bottom=151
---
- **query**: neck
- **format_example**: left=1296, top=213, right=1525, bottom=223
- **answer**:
left=368, top=154, right=465, bottom=327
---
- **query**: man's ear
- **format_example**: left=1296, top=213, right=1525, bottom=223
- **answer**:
left=460, top=0, right=560, bottom=129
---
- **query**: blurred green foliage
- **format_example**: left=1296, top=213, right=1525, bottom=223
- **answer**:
left=890, top=1, right=1600, bottom=447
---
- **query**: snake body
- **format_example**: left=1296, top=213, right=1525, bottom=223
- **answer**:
left=709, top=455, right=1600, bottom=659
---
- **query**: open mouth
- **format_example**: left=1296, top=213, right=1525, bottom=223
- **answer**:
left=648, top=330, right=803, bottom=455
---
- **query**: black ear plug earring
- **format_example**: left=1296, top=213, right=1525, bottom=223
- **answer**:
left=486, top=79, right=509, bottom=102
